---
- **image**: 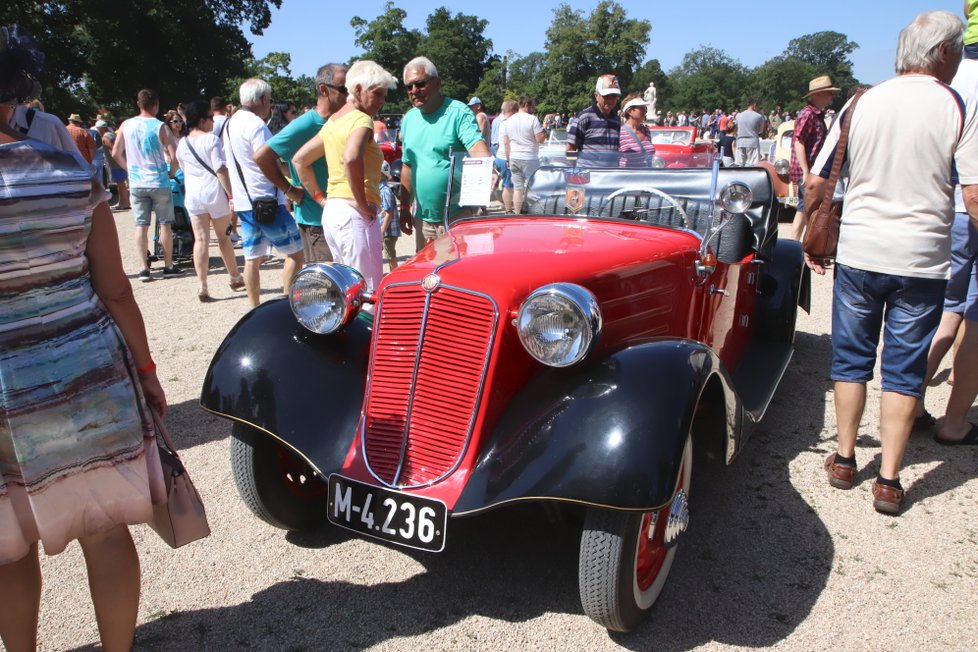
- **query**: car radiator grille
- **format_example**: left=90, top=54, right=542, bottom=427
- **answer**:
left=363, top=283, right=497, bottom=488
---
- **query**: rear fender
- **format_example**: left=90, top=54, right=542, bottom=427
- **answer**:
left=453, top=340, right=743, bottom=515
left=199, top=298, right=371, bottom=475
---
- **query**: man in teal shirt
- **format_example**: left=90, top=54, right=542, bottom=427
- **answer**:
left=255, top=63, right=347, bottom=262
left=398, top=56, right=491, bottom=247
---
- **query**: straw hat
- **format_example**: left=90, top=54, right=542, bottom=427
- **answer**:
left=804, top=75, right=841, bottom=97
left=67, top=113, right=83, bottom=124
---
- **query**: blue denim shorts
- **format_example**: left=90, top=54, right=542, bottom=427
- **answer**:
left=831, top=264, right=946, bottom=397
left=131, top=187, right=174, bottom=227
left=238, top=204, right=302, bottom=260
left=944, top=212, right=978, bottom=321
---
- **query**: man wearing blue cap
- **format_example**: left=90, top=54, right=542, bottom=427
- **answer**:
left=468, top=96, right=490, bottom=144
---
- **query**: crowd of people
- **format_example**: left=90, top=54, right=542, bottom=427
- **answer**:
left=2, top=6, right=978, bottom=649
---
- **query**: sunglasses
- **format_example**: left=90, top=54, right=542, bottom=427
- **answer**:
left=169, top=119, right=184, bottom=124
left=324, top=83, right=348, bottom=94
left=405, top=78, right=431, bottom=91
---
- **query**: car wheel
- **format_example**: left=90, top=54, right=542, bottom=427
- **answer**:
left=578, top=436, right=693, bottom=631
left=230, top=423, right=327, bottom=532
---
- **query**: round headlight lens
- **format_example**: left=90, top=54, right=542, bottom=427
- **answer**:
left=517, top=284, right=601, bottom=367
left=719, top=182, right=753, bottom=214
left=651, top=156, right=666, bottom=169
left=289, top=263, right=365, bottom=334
left=773, top=158, right=790, bottom=176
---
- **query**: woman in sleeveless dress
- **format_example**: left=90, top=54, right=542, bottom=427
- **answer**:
left=0, top=26, right=167, bottom=651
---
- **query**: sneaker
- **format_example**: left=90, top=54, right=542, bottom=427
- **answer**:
left=229, top=231, right=241, bottom=244
left=138, top=268, right=151, bottom=282
left=162, top=265, right=183, bottom=278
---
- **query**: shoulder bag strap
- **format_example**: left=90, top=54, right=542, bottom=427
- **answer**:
left=185, top=137, right=217, bottom=177
left=817, top=89, right=865, bottom=218
left=621, top=125, right=648, bottom=155
left=224, top=119, right=255, bottom=207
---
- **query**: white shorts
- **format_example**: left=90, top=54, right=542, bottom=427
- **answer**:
left=185, top=191, right=230, bottom=219
left=322, top=198, right=384, bottom=295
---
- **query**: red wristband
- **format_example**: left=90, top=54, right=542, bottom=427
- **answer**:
left=137, top=360, right=156, bottom=376
left=313, top=191, right=325, bottom=202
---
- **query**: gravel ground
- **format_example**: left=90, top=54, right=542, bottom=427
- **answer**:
left=24, top=213, right=978, bottom=652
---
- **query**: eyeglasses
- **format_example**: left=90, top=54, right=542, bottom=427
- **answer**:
left=405, top=78, right=431, bottom=91
left=324, top=83, right=348, bottom=94
left=169, top=119, right=183, bottom=124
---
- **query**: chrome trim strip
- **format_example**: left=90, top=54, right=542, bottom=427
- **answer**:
left=360, top=280, right=500, bottom=490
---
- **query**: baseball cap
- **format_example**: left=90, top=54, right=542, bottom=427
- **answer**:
left=95, top=119, right=110, bottom=128
left=381, top=160, right=392, bottom=180
left=595, top=75, right=621, bottom=96
left=467, top=96, right=482, bottom=106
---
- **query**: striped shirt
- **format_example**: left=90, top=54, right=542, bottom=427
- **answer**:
left=569, top=104, right=621, bottom=153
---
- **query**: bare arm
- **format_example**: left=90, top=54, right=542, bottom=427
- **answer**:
left=468, top=139, right=491, bottom=158
left=963, top=184, right=978, bottom=228
left=343, top=126, right=374, bottom=219
left=398, top=163, right=414, bottom=235
left=504, top=133, right=511, bottom=162
left=292, top=135, right=327, bottom=204
left=380, top=208, right=394, bottom=234
left=216, top=166, right=233, bottom=198
left=159, top=125, right=179, bottom=177
left=535, top=130, right=546, bottom=144
left=85, top=199, right=167, bottom=415
left=254, top=143, right=303, bottom=204
left=792, top=140, right=809, bottom=179
left=111, top=125, right=127, bottom=170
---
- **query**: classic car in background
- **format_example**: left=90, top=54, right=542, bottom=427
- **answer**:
left=647, top=126, right=717, bottom=168
left=376, top=127, right=402, bottom=165
left=538, top=128, right=569, bottom=165
left=759, top=120, right=798, bottom=221
left=201, top=157, right=809, bottom=632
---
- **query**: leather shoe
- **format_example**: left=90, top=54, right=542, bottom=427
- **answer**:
left=824, top=453, right=856, bottom=489
left=872, top=481, right=904, bottom=515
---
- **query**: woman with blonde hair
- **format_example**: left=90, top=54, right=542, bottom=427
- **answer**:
left=294, top=60, right=396, bottom=295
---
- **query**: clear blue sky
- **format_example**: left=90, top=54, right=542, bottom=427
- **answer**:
left=246, top=0, right=964, bottom=88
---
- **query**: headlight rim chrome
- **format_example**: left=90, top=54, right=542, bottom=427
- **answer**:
left=289, top=263, right=365, bottom=334
left=719, top=181, right=753, bottom=214
left=773, top=158, right=790, bottom=176
left=517, top=283, right=602, bottom=368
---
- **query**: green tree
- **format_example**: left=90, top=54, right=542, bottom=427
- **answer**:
left=667, top=46, right=749, bottom=112
left=538, top=1, right=651, bottom=115
left=225, top=52, right=315, bottom=108
left=10, top=0, right=278, bottom=119
left=416, top=7, right=496, bottom=103
left=351, top=2, right=422, bottom=110
left=749, top=56, right=818, bottom=114
left=783, top=30, right=860, bottom=105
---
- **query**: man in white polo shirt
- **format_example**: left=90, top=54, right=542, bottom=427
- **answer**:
left=808, top=10, right=978, bottom=514
left=223, top=78, right=304, bottom=307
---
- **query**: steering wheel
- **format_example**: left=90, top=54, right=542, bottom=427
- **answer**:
left=601, top=187, right=689, bottom=229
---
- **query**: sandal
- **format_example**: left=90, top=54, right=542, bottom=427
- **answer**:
left=934, top=423, right=978, bottom=446
left=912, top=410, right=936, bottom=430
left=197, top=288, right=212, bottom=302
left=229, top=276, right=246, bottom=291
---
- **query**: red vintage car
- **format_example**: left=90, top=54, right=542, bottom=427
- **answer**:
left=648, top=125, right=717, bottom=168
left=202, top=159, right=808, bottom=632
left=376, top=127, right=402, bottom=165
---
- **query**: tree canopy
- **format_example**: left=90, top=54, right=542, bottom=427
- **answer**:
left=10, top=0, right=279, bottom=119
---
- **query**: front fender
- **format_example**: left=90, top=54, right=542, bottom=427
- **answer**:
left=453, top=340, right=743, bottom=515
left=199, top=298, right=371, bottom=475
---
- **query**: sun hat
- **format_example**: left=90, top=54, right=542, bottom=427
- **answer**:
left=467, top=96, right=482, bottom=106
left=67, top=113, right=83, bottom=123
left=621, top=97, right=649, bottom=113
left=804, top=75, right=841, bottom=97
left=595, top=75, right=621, bottom=96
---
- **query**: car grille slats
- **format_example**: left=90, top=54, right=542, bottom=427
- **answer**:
left=363, top=283, right=496, bottom=487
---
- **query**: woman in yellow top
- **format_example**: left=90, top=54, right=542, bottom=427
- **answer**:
left=294, top=60, right=397, bottom=295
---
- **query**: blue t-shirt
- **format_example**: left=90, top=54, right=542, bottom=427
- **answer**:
left=267, top=109, right=328, bottom=226
left=379, top=182, right=399, bottom=237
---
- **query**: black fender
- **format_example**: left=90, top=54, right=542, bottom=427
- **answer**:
left=199, top=298, right=371, bottom=474
left=452, top=340, right=744, bottom=516
left=756, top=238, right=810, bottom=343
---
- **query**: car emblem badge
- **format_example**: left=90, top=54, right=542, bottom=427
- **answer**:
left=566, top=186, right=586, bottom=214
left=422, top=273, right=441, bottom=293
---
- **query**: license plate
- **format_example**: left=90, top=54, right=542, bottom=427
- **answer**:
left=327, top=475, right=447, bottom=552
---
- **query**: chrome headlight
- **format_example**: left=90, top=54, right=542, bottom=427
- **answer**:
left=773, top=158, right=790, bottom=176
left=289, top=263, right=365, bottom=334
left=719, top=182, right=753, bottom=214
left=651, top=156, right=666, bottom=168
left=517, top=283, right=601, bottom=367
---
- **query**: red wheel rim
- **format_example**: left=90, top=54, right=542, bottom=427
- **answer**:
left=635, top=508, right=669, bottom=591
left=274, top=448, right=326, bottom=499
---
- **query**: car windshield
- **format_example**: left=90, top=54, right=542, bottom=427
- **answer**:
left=376, top=128, right=398, bottom=145
left=649, top=129, right=693, bottom=146
left=444, top=156, right=721, bottom=235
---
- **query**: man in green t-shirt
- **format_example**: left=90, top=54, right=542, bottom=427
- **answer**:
left=255, top=63, right=347, bottom=263
left=398, top=56, right=491, bottom=248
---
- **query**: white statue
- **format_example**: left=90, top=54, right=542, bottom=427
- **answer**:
left=643, top=82, right=659, bottom=123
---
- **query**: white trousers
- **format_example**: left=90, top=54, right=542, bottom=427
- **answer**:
left=322, top=198, right=384, bottom=295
